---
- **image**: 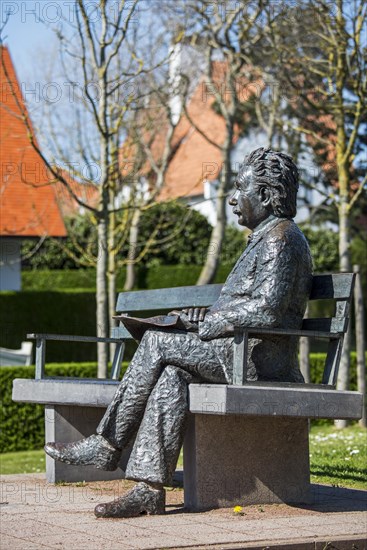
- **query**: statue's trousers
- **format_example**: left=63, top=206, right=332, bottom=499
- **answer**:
left=97, top=329, right=233, bottom=485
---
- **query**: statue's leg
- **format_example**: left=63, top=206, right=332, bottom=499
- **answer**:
left=94, top=365, right=191, bottom=519
left=125, top=365, right=192, bottom=487
left=97, top=329, right=231, bottom=450
left=93, top=332, right=233, bottom=518
left=44, top=329, right=168, bottom=470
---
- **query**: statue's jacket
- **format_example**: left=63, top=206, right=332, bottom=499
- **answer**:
left=198, top=216, right=313, bottom=383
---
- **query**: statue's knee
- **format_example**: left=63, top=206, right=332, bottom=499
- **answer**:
left=163, top=365, right=192, bottom=384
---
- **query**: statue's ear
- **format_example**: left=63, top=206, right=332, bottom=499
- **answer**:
left=259, top=186, right=271, bottom=207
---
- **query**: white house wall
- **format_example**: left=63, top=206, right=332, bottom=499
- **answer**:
left=0, top=239, right=21, bottom=291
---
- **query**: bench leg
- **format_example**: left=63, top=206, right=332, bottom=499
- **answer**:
left=44, top=405, right=133, bottom=483
left=183, top=414, right=311, bottom=510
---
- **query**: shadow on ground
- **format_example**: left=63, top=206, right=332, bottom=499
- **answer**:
left=301, top=484, right=367, bottom=513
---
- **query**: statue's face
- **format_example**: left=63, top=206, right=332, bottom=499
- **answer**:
left=229, top=165, right=270, bottom=230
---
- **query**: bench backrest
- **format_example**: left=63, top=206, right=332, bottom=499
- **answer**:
left=112, top=273, right=355, bottom=386
left=303, top=272, right=355, bottom=385
left=111, top=284, right=223, bottom=339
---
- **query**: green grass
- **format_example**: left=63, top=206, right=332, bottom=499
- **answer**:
left=310, top=424, right=367, bottom=490
left=1, top=426, right=366, bottom=491
left=0, top=449, right=45, bottom=475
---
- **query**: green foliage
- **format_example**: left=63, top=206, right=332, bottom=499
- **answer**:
left=300, top=226, right=339, bottom=273
left=21, top=203, right=213, bottom=270
left=0, top=291, right=97, bottom=362
left=141, top=264, right=233, bottom=289
left=0, top=363, right=97, bottom=453
left=21, top=264, right=234, bottom=293
left=221, top=225, right=247, bottom=265
left=22, top=214, right=98, bottom=270
left=21, top=202, right=247, bottom=272
left=22, top=269, right=127, bottom=291
left=139, top=202, right=212, bottom=266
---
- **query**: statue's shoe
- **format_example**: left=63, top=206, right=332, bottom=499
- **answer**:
left=94, top=482, right=165, bottom=518
left=44, top=435, right=121, bottom=471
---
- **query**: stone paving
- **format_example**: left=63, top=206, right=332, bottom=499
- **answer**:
left=0, top=474, right=366, bottom=550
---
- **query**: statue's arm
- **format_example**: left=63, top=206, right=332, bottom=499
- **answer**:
left=198, top=237, right=300, bottom=340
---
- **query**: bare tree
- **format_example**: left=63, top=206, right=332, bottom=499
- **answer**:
left=263, top=0, right=366, bottom=406
left=166, top=0, right=270, bottom=285
left=122, top=45, right=187, bottom=290
left=1, top=0, right=167, bottom=377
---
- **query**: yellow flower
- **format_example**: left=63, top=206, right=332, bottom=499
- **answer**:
left=233, top=505, right=243, bottom=514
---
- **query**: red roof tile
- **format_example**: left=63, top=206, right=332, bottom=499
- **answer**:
left=52, top=168, right=100, bottom=217
left=127, top=62, right=262, bottom=202
left=0, top=46, right=67, bottom=237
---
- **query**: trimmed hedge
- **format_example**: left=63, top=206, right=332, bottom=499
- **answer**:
left=0, top=291, right=97, bottom=362
left=0, top=363, right=98, bottom=453
left=22, top=269, right=124, bottom=291
left=144, top=264, right=232, bottom=289
left=1, top=354, right=363, bottom=453
left=22, top=265, right=233, bottom=291
left=2, top=266, right=235, bottom=362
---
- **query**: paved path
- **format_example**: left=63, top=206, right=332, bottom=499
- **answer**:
left=0, top=474, right=366, bottom=549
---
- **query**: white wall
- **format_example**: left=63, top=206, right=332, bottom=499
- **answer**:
left=0, top=239, right=21, bottom=291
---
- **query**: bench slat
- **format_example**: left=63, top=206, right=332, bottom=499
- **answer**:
left=301, top=317, right=348, bottom=333
left=116, top=284, right=223, bottom=313
left=27, top=333, right=122, bottom=344
left=310, top=273, right=355, bottom=300
left=111, top=326, right=134, bottom=339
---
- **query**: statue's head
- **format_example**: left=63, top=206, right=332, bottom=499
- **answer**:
left=240, top=147, right=299, bottom=219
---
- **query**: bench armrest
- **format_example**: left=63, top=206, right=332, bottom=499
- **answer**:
left=27, top=333, right=125, bottom=380
left=27, top=333, right=123, bottom=344
left=234, top=327, right=342, bottom=339
left=233, top=326, right=343, bottom=386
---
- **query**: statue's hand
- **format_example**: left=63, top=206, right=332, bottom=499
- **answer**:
left=182, top=307, right=207, bottom=322
left=167, top=308, right=207, bottom=331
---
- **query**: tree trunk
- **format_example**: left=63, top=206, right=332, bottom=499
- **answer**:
left=335, top=155, right=351, bottom=428
left=197, top=131, right=232, bottom=285
left=96, top=216, right=109, bottom=378
left=353, top=265, right=366, bottom=427
left=108, top=209, right=117, bottom=364
left=299, top=307, right=310, bottom=382
left=124, top=208, right=142, bottom=291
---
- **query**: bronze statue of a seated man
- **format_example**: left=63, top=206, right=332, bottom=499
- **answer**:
left=45, top=147, right=312, bottom=518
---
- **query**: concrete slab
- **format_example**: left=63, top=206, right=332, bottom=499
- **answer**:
left=1, top=474, right=366, bottom=550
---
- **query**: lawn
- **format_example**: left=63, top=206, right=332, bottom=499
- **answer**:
left=0, top=449, right=45, bottom=475
left=309, top=424, right=366, bottom=490
left=1, top=425, right=366, bottom=490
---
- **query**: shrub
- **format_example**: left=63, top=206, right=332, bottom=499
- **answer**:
left=0, top=363, right=97, bottom=453
left=0, top=291, right=97, bottom=362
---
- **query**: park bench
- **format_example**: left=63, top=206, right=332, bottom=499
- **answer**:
left=12, top=272, right=363, bottom=509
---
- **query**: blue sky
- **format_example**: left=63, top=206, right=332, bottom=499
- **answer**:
left=1, top=1, right=67, bottom=80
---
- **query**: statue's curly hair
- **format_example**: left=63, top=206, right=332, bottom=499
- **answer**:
left=240, top=147, right=299, bottom=218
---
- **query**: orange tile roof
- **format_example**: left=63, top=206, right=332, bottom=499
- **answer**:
left=160, top=77, right=226, bottom=200
left=51, top=168, right=100, bottom=217
left=0, top=46, right=67, bottom=237
left=128, top=62, right=262, bottom=202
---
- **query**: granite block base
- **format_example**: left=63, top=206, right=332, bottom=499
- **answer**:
left=183, top=414, right=311, bottom=510
left=45, top=405, right=132, bottom=483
